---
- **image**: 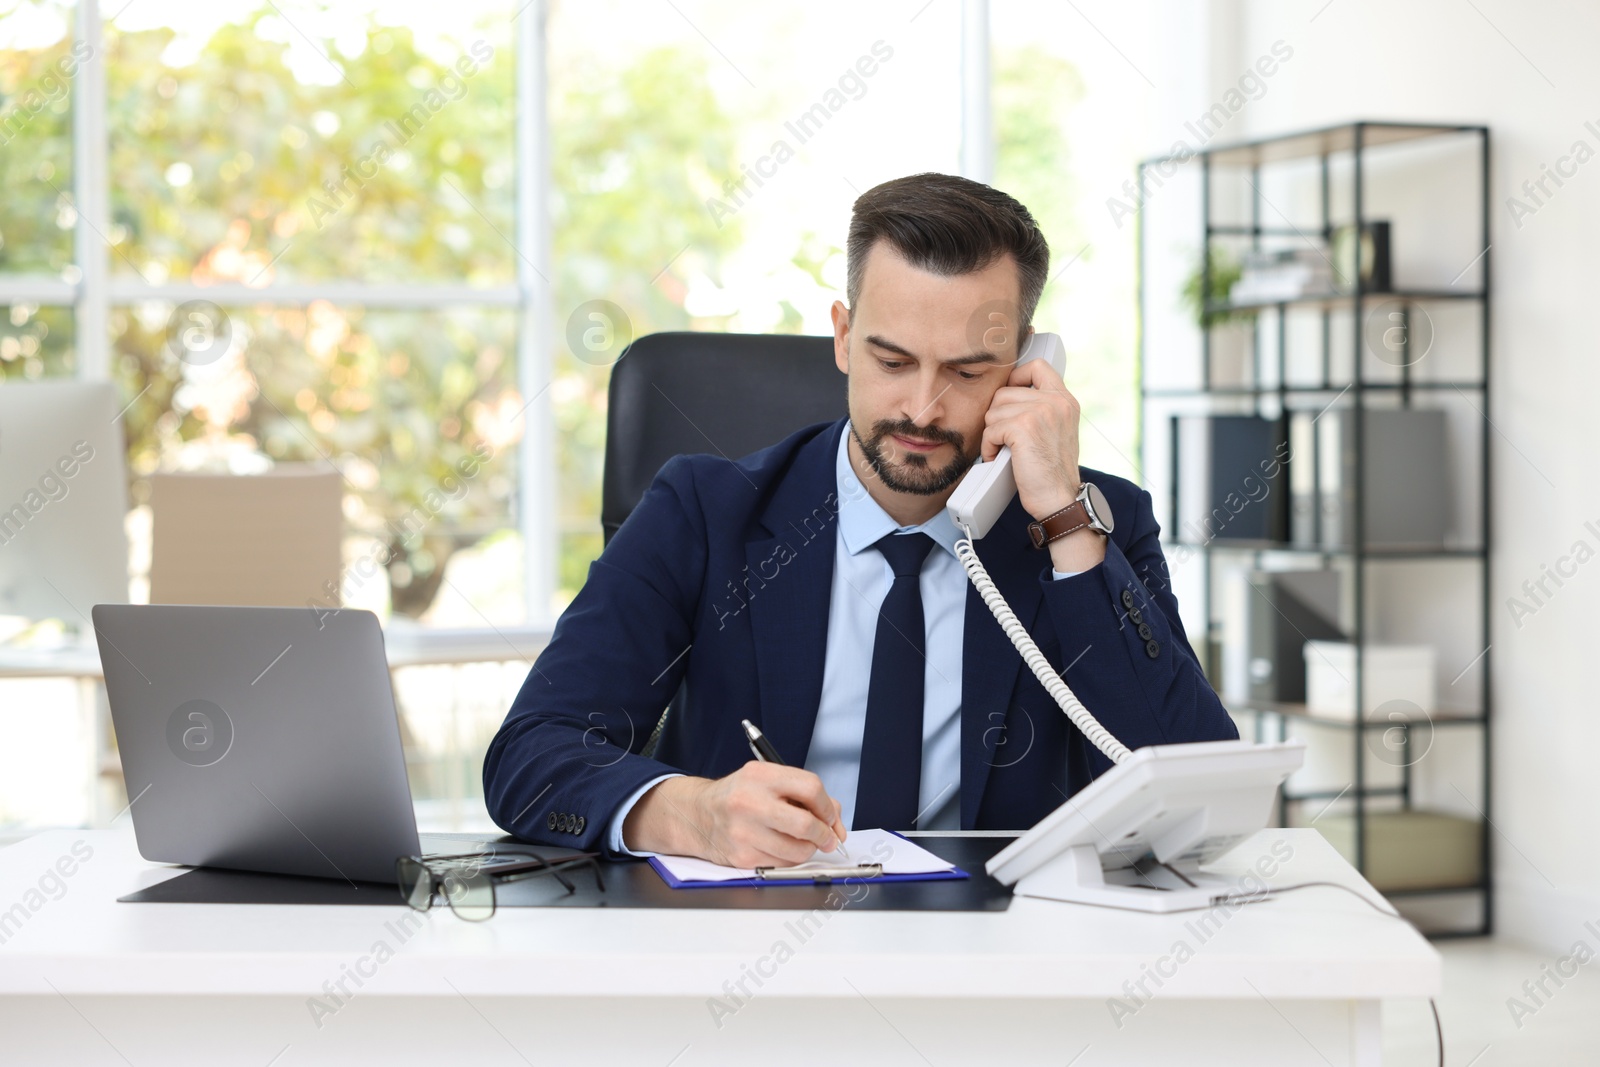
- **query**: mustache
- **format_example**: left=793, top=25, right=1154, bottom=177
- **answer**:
left=868, top=419, right=964, bottom=450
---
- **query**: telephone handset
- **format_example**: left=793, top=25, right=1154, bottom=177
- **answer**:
left=946, top=331, right=1067, bottom=539
left=944, top=331, right=1133, bottom=764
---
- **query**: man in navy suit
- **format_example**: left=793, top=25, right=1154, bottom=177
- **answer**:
left=483, top=173, right=1237, bottom=866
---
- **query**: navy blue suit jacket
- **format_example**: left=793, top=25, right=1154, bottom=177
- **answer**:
left=482, top=417, right=1237, bottom=850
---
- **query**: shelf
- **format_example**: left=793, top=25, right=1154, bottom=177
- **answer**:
left=1206, top=224, right=1329, bottom=237
left=1204, top=288, right=1485, bottom=314
left=1172, top=539, right=1485, bottom=559
left=1231, top=699, right=1485, bottom=727
left=1140, top=117, right=1492, bottom=937
left=1144, top=381, right=1486, bottom=398
left=1142, top=120, right=1486, bottom=168
left=1283, top=785, right=1406, bottom=801
left=1385, top=886, right=1490, bottom=904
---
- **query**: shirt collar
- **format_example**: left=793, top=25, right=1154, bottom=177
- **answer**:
left=835, top=421, right=962, bottom=561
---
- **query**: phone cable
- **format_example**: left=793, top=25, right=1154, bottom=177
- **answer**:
left=954, top=529, right=1131, bottom=765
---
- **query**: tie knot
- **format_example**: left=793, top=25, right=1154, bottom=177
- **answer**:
left=874, top=531, right=936, bottom=578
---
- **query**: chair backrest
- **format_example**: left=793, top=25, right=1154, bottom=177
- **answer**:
left=601, top=331, right=846, bottom=544
left=149, top=465, right=343, bottom=607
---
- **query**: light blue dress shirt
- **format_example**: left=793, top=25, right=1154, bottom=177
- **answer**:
left=806, top=427, right=969, bottom=831
left=606, top=422, right=1078, bottom=854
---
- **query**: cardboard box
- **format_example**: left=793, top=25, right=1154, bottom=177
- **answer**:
left=1303, top=810, right=1482, bottom=892
left=1304, top=640, right=1435, bottom=721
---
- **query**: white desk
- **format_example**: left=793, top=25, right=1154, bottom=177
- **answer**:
left=0, top=827, right=1437, bottom=1066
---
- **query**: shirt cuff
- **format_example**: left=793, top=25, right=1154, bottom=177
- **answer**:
left=1051, top=569, right=1082, bottom=580
left=606, top=773, right=684, bottom=857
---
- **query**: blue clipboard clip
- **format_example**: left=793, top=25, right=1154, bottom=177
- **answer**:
left=754, top=863, right=884, bottom=882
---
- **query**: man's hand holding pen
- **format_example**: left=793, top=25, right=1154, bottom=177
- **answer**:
left=621, top=762, right=850, bottom=867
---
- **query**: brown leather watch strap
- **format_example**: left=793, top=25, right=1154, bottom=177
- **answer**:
left=1027, top=500, right=1093, bottom=549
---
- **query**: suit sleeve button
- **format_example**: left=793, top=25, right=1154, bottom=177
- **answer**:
left=576, top=816, right=586, bottom=834
left=1145, top=639, right=1161, bottom=658
left=547, top=812, right=557, bottom=830
left=1121, top=589, right=1136, bottom=609
left=1137, top=622, right=1154, bottom=640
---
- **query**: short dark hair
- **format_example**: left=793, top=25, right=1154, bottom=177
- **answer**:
left=845, top=172, right=1051, bottom=336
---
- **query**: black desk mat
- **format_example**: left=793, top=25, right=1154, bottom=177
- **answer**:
left=118, top=835, right=1015, bottom=912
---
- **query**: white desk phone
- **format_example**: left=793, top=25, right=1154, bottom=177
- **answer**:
left=940, top=331, right=1305, bottom=912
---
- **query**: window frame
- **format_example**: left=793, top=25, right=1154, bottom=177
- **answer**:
left=0, top=0, right=996, bottom=629
left=0, top=0, right=557, bottom=622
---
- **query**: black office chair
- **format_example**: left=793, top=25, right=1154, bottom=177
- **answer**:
left=601, top=331, right=848, bottom=544
left=600, top=330, right=847, bottom=758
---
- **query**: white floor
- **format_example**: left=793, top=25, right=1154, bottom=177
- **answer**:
left=1384, top=938, right=1600, bottom=1065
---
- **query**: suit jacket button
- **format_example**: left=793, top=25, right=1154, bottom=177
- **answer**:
left=1128, top=607, right=1144, bottom=625
left=575, top=816, right=586, bottom=834
left=547, top=812, right=557, bottom=830
left=1121, top=589, right=1136, bottom=609
left=1145, top=639, right=1161, bottom=658
left=1137, top=622, right=1154, bottom=640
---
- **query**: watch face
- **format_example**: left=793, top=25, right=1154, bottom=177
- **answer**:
left=1083, top=482, right=1114, bottom=533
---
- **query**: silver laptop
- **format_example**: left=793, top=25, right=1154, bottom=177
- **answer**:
left=94, top=604, right=485, bottom=884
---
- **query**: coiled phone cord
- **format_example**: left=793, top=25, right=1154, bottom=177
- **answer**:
left=954, top=530, right=1132, bottom=765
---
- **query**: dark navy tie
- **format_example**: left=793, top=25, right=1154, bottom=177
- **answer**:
left=854, top=531, right=936, bottom=830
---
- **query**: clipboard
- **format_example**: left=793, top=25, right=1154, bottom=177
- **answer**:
left=647, top=829, right=971, bottom=889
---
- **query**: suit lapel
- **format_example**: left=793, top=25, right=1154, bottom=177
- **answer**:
left=745, top=419, right=847, bottom=765
left=959, top=496, right=1046, bottom=828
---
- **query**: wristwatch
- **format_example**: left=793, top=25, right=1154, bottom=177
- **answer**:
left=1027, top=481, right=1115, bottom=549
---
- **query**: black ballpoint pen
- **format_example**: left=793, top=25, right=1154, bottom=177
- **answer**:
left=740, top=718, right=850, bottom=860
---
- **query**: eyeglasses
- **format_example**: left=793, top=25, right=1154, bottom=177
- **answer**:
left=396, top=849, right=606, bottom=921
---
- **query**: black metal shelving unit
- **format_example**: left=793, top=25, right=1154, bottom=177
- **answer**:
left=1136, top=121, right=1492, bottom=937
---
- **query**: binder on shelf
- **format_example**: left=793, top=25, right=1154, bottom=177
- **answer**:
left=1331, top=220, right=1393, bottom=293
left=1316, top=408, right=1452, bottom=550
left=1248, top=570, right=1343, bottom=703
left=1288, top=411, right=1318, bottom=547
left=1172, top=414, right=1289, bottom=545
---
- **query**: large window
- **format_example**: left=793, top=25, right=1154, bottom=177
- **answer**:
left=0, top=0, right=1160, bottom=831
left=2, top=0, right=532, bottom=628
left=2, top=0, right=1154, bottom=624
left=544, top=0, right=966, bottom=588
left=990, top=0, right=1155, bottom=483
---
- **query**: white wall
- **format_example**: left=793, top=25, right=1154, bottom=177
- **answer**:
left=1188, top=0, right=1600, bottom=952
